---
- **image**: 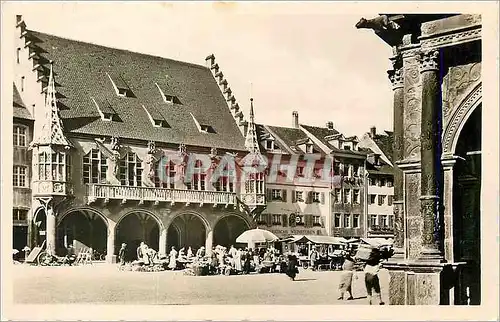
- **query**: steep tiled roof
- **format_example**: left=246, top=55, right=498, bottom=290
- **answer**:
left=373, top=131, right=394, bottom=162
left=26, top=30, right=246, bottom=151
left=13, top=83, right=33, bottom=120
left=266, top=125, right=308, bottom=150
left=301, top=124, right=365, bottom=156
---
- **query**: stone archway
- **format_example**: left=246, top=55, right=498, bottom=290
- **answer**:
left=115, top=211, right=162, bottom=262
left=57, top=209, right=108, bottom=257
left=451, top=104, right=481, bottom=305
left=32, top=207, right=47, bottom=247
left=213, top=214, right=251, bottom=248
left=166, top=212, right=209, bottom=253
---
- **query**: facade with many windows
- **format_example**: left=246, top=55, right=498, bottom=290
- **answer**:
left=14, top=16, right=265, bottom=262
left=12, top=83, right=34, bottom=254
left=359, top=127, right=395, bottom=238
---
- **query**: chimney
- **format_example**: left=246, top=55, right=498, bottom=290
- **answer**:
left=292, top=111, right=299, bottom=128
left=370, top=126, right=376, bottom=138
left=326, top=121, right=334, bottom=130
left=205, top=54, right=215, bottom=68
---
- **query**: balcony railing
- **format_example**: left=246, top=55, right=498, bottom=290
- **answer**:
left=86, top=184, right=236, bottom=206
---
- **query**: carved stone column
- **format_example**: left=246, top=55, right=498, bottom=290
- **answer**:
left=441, top=156, right=456, bottom=262
left=46, top=206, right=56, bottom=256
left=418, top=49, right=443, bottom=261
left=106, top=220, right=116, bottom=263
left=388, top=55, right=405, bottom=257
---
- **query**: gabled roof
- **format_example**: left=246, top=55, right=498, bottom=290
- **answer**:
left=301, top=124, right=365, bottom=156
left=13, top=83, right=33, bottom=120
left=264, top=125, right=322, bottom=154
left=372, top=131, right=394, bottom=162
left=25, top=30, right=246, bottom=151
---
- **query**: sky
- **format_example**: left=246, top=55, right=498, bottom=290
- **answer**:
left=15, top=2, right=394, bottom=138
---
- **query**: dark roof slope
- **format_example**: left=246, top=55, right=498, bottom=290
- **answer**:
left=27, top=30, right=246, bottom=151
left=373, top=131, right=394, bottom=162
left=301, top=124, right=365, bottom=156
left=13, top=83, right=33, bottom=120
left=266, top=125, right=308, bottom=150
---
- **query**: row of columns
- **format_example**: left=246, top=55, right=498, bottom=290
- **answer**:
left=36, top=205, right=224, bottom=262
left=389, top=48, right=443, bottom=261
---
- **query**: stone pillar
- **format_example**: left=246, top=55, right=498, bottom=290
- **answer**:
left=159, top=227, right=167, bottom=257
left=46, top=206, right=56, bottom=256
left=418, top=49, right=443, bottom=261
left=106, top=220, right=116, bottom=263
left=441, top=156, right=456, bottom=262
left=388, top=54, right=405, bottom=257
left=205, top=230, right=213, bottom=255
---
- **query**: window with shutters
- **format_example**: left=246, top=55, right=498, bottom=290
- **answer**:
left=13, top=125, right=28, bottom=147
left=154, top=160, right=176, bottom=189
left=379, top=215, right=388, bottom=227
left=378, top=195, right=386, bottom=205
left=343, top=214, right=351, bottom=228
left=271, top=189, right=283, bottom=201
left=334, top=188, right=341, bottom=203
left=334, top=214, right=341, bottom=228
left=294, top=191, right=304, bottom=202
left=353, top=189, right=360, bottom=204
left=369, top=214, right=378, bottom=228
left=388, top=195, right=393, bottom=206
left=296, top=166, right=304, bottom=176
left=380, top=178, right=386, bottom=187
left=388, top=214, right=394, bottom=228
left=312, top=192, right=320, bottom=203
left=256, top=213, right=266, bottom=225
left=13, top=166, right=27, bottom=187
left=272, top=214, right=282, bottom=225
left=343, top=189, right=350, bottom=204
left=353, top=214, right=360, bottom=228
left=369, top=177, right=376, bottom=186
left=370, top=194, right=376, bottom=204
left=313, top=215, right=321, bottom=226
left=119, top=152, right=143, bottom=187
left=387, top=179, right=394, bottom=187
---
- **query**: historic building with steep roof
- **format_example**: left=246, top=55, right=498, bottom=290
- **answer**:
left=13, top=15, right=266, bottom=262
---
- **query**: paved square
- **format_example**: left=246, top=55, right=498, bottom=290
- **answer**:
left=13, top=264, right=390, bottom=305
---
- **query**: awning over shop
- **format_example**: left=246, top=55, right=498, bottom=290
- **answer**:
left=284, top=235, right=346, bottom=245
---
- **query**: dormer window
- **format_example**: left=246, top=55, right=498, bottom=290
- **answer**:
left=155, top=79, right=181, bottom=105
left=191, top=113, right=215, bottom=134
left=91, top=97, right=117, bottom=122
left=266, top=140, right=274, bottom=150
left=16, top=48, right=21, bottom=64
left=107, top=72, right=133, bottom=97
left=142, top=104, right=170, bottom=128
left=306, top=144, right=314, bottom=154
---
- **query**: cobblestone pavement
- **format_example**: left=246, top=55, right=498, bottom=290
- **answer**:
left=13, top=264, right=390, bottom=305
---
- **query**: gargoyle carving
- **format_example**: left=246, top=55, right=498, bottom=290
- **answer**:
left=355, top=15, right=400, bottom=32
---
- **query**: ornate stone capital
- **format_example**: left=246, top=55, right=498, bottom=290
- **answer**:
left=387, top=67, right=404, bottom=90
left=418, top=49, right=440, bottom=73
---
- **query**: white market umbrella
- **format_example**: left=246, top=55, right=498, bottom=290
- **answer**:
left=236, top=228, right=279, bottom=244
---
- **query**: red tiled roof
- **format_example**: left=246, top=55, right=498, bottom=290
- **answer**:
left=26, top=30, right=246, bottom=151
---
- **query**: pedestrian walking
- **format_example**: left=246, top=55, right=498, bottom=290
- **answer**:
left=338, top=249, right=356, bottom=300
left=310, top=246, right=319, bottom=270
left=364, top=247, right=384, bottom=305
left=286, top=254, right=299, bottom=281
left=118, top=243, right=127, bottom=267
